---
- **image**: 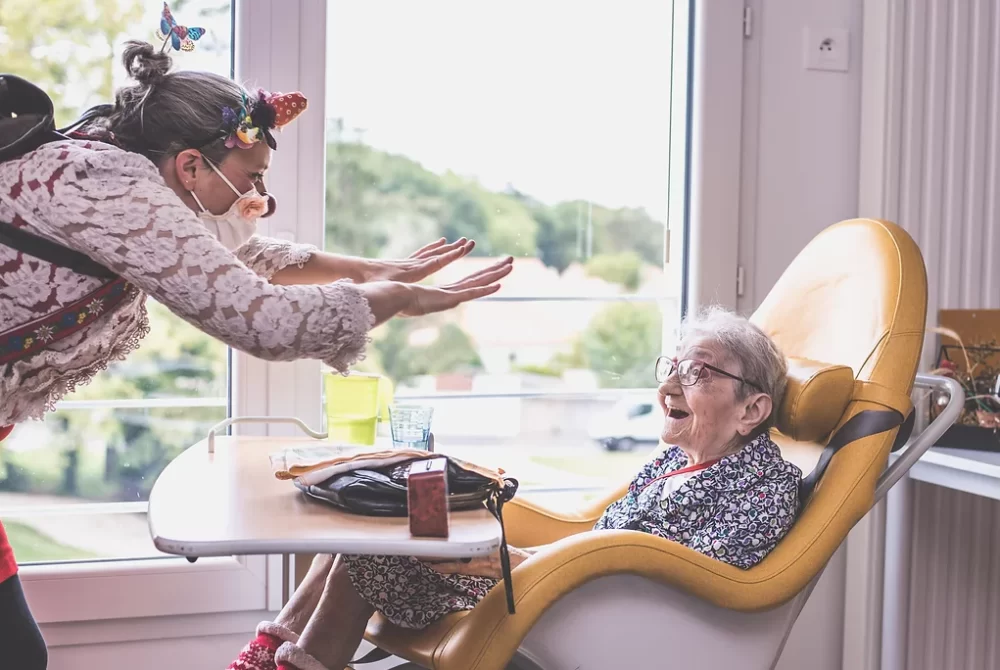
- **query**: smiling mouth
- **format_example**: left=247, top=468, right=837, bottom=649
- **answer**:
left=667, top=408, right=690, bottom=420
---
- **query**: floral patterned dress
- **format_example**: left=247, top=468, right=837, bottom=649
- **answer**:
left=344, top=433, right=802, bottom=629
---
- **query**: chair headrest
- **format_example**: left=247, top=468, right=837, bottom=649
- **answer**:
left=776, top=357, right=855, bottom=442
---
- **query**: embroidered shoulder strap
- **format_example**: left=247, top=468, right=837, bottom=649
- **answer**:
left=0, top=278, right=137, bottom=365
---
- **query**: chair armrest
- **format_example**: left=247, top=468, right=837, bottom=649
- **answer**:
left=502, top=483, right=629, bottom=547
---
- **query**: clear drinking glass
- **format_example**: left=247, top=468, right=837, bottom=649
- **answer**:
left=389, top=405, right=434, bottom=450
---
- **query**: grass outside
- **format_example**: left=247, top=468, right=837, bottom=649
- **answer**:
left=5, top=521, right=98, bottom=562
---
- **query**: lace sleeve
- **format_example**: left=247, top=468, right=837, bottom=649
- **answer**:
left=235, top=235, right=317, bottom=280
left=2, top=142, right=373, bottom=371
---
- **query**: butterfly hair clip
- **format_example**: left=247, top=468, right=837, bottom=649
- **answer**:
left=157, top=2, right=206, bottom=53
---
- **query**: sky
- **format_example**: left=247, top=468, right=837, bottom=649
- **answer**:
left=326, top=1, right=678, bottom=220
left=100, top=1, right=679, bottom=220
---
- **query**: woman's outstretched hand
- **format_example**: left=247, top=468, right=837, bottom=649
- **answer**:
left=362, top=237, right=476, bottom=284
left=356, top=256, right=512, bottom=326
left=401, top=256, right=513, bottom=317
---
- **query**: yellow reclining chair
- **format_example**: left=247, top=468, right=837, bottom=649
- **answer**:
left=359, top=218, right=964, bottom=670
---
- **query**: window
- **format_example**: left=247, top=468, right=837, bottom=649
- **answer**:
left=0, top=1, right=744, bottom=638
left=0, top=1, right=234, bottom=564
left=324, top=0, right=692, bottom=504
left=628, top=404, right=656, bottom=419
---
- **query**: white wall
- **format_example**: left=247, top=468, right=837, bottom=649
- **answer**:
left=738, top=0, right=865, bottom=312
left=738, top=1, right=865, bottom=669
left=47, top=634, right=252, bottom=670
left=39, top=610, right=277, bottom=670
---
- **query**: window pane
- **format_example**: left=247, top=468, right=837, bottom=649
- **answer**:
left=397, top=392, right=667, bottom=493
left=0, top=0, right=233, bottom=564
left=325, top=1, right=686, bottom=494
left=355, top=298, right=672, bottom=392
left=325, top=1, right=674, bottom=292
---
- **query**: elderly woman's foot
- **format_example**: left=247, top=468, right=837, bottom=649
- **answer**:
left=227, top=621, right=298, bottom=670
left=290, top=556, right=375, bottom=670
left=274, top=554, right=336, bottom=634
left=274, top=642, right=334, bottom=670
left=227, top=554, right=335, bottom=670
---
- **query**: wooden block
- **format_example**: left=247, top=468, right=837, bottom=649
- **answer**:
left=408, top=457, right=449, bottom=538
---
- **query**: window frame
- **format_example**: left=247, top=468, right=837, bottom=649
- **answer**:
left=20, top=0, right=325, bottom=625
left=19, top=0, right=745, bottom=632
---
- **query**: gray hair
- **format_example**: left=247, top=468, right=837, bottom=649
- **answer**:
left=77, top=41, right=249, bottom=164
left=680, top=306, right=787, bottom=438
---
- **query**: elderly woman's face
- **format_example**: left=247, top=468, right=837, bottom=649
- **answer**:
left=657, top=336, right=772, bottom=460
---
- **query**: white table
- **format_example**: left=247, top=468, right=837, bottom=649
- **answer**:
left=148, top=436, right=502, bottom=560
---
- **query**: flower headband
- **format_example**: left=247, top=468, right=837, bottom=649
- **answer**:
left=220, top=89, right=308, bottom=150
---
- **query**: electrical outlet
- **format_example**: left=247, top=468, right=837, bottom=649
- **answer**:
left=803, top=27, right=849, bottom=72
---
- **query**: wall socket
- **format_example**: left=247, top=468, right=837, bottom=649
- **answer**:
left=803, top=27, right=849, bottom=72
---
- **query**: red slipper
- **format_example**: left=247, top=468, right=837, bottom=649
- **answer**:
left=227, top=622, right=299, bottom=670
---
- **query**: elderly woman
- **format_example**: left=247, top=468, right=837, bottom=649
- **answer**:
left=227, top=308, right=803, bottom=670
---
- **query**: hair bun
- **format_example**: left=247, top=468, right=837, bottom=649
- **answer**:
left=122, top=40, right=172, bottom=87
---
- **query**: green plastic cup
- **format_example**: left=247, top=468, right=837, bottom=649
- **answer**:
left=324, top=371, right=382, bottom=445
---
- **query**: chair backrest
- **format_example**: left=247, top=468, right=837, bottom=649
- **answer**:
left=749, top=218, right=927, bottom=590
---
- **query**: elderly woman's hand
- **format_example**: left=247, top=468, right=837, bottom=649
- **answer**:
left=424, top=547, right=534, bottom=579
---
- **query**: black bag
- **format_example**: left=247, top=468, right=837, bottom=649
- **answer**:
left=297, top=458, right=517, bottom=515
left=297, top=456, right=521, bottom=615
left=0, top=74, right=117, bottom=279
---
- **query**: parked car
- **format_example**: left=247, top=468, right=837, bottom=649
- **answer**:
left=587, top=398, right=663, bottom=451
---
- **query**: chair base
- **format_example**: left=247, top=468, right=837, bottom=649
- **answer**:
left=513, top=574, right=806, bottom=670
left=357, top=573, right=813, bottom=670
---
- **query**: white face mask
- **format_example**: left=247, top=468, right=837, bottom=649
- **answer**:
left=190, top=159, right=272, bottom=250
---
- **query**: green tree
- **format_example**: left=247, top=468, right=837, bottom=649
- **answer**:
left=533, top=206, right=578, bottom=272
left=324, top=139, right=666, bottom=272
left=551, top=201, right=664, bottom=268
left=581, top=303, right=662, bottom=388
left=442, top=191, right=491, bottom=252
left=0, top=0, right=145, bottom=124
left=585, top=251, right=644, bottom=291
left=372, top=319, right=482, bottom=385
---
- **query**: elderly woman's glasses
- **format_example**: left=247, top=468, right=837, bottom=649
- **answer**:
left=655, top=356, right=763, bottom=392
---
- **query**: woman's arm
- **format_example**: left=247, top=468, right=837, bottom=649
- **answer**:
left=4, top=144, right=507, bottom=368
left=268, top=249, right=371, bottom=284
left=2, top=144, right=382, bottom=370
left=233, top=235, right=319, bottom=281
left=269, top=238, right=476, bottom=286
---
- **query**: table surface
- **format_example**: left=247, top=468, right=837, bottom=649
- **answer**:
left=148, top=436, right=502, bottom=559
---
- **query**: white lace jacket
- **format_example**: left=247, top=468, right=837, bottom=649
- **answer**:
left=0, top=140, right=373, bottom=425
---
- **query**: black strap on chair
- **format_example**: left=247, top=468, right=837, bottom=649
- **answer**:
left=487, top=480, right=519, bottom=615
left=800, top=407, right=915, bottom=500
